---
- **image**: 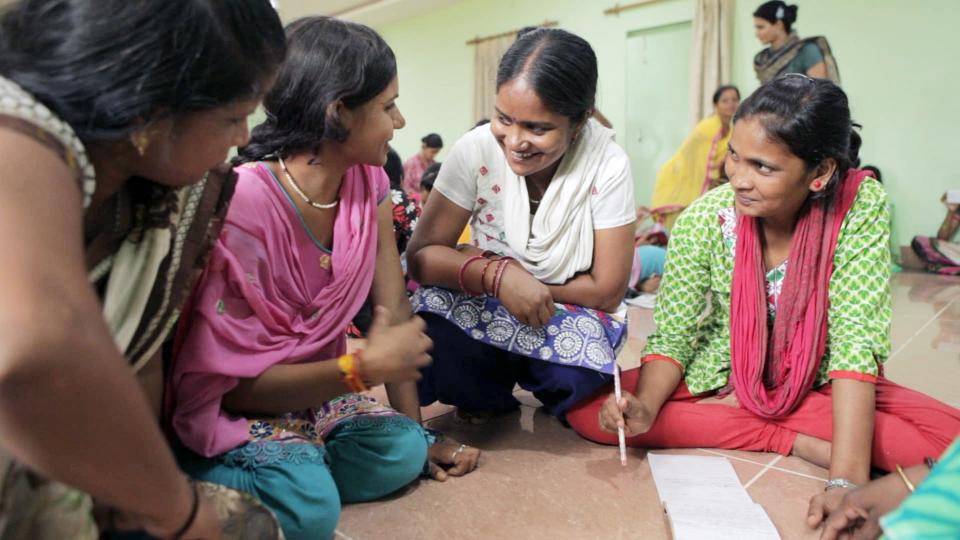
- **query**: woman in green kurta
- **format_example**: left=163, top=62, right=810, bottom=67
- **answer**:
left=568, top=75, right=960, bottom=532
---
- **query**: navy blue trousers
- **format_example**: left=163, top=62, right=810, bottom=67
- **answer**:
left=417, top=313, right=612, bottom=418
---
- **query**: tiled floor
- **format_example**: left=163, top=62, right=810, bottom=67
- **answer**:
left=339, top=272, right=960, bottom=539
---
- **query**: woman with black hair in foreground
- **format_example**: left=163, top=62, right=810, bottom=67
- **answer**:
left=0, top=0, right=287, bottom=537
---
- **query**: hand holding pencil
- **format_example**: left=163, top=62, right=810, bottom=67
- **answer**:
left=598, top=379, right=658, bottom=441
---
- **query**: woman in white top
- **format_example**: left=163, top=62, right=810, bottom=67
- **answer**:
left=406, top=28, right=636, bottom=422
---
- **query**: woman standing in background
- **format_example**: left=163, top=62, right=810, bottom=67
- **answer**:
left=753, top=1, right=841, bottom=84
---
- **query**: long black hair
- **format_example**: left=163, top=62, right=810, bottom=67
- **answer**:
left=0, top=0, right=286, bottom=144
left=384, top=147, right=403, bottom=190
left=754, top=1, right=798, bottom=34
left=496, top=28, right=597, bottom=125
left=735, top=74, right=861, bottom=200
left=238, top=16, right=397, bottom=163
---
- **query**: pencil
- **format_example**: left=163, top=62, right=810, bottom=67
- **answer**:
left=613, top=364, right=627, bottom=466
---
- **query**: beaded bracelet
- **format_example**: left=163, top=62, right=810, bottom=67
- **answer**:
left=457, top=255, right=486, bottom=296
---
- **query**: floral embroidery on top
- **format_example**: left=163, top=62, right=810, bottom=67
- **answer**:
left=244, top=393, right=400, bottom=447
left=718, top=207, right=788, bottom=319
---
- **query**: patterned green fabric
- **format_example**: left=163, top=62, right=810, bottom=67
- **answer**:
left=645, top=180, right=892, bottom=394
left=880, top=438, right=960, bottom=539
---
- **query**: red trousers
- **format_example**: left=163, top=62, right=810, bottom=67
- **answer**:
left=567, top=368, right=960, bottom=472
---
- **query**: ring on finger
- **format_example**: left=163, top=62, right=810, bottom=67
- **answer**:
left=451, top=443, right=467, bottom=462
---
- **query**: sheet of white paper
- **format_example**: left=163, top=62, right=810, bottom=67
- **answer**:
left=666, top=501, right=780, bottom=540
left=648, top=454, right=780, bottom=540
left=647, top=453, right=753, bottom=506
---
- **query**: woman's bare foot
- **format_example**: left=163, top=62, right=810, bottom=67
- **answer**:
left=791, top=433, right=831, bottom=469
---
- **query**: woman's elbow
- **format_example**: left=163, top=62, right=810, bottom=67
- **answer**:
left=407, top=245, right=429, bottom=282
left=0, top=319, right=81, bottom=397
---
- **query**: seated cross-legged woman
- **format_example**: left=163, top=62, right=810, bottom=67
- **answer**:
left=567, top=75, right=960, bottom=530
left=167, top=18, right=478, bottom=540
left=406, top=28, right=636, bottom=424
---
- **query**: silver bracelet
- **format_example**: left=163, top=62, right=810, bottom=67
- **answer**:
left=824, top=478, right=858, bottom=491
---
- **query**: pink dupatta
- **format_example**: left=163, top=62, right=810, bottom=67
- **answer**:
left=168, top=162, right=385, bottom=457
left=730, top=169, right=869, bottom=419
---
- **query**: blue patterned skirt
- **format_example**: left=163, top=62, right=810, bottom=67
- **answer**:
left=411, top=286, right=627, bottom=375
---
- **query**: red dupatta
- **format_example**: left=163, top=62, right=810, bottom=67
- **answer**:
left=730, top=169, right=869, bottom=419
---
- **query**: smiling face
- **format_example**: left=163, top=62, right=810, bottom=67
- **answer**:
left=341, top=76, right=406, bottom=166
left=490, top=77, right=577, bottom=183
left=724, top=116, right=834, bottom=223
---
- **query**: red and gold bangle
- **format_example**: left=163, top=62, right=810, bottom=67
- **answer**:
left=493, top=258, right=514, bottom=298
left=478, top=258, right=497, bottom=295
left=457, top=255, right=486, bottom=296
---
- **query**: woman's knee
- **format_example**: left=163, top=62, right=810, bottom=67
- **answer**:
left=278, top=503, right=340, bottom=540
left=374, top=426, right=429, bottom=494
left=206, top=445, right=341, bottom=540
left=566, top=396, right=617, bottom=445
left=329, top=419, right=428, bottom=503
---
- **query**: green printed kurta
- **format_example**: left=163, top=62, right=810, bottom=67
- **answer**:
left=644, top=180, right=891, bottom=395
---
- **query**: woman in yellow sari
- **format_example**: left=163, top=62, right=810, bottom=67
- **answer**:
left=651, top=85, right=740, bottom=229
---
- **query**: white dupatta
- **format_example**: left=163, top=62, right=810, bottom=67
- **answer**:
left=502, top=118, right=614, bottom=284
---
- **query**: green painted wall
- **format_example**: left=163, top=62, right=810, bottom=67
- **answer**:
left=376, top=0, right=694, bottom=170
left=730, top=0, right=960, bottom=250
left=364, top=0, right=958, bottom=250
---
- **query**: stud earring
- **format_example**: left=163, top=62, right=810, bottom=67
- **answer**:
left=131, top=130, right=151, bottom=156
left=812, top=180, right=824, bottom=190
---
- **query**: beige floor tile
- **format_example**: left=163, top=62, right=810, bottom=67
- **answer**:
left=770, top=455, right=829, bottom=481
left=338, top=407, right=766, bottom=540
left=626, top=306, right=656, bottom=341
left=747, top=469, right=826, bottom=540
left=363, top=385, right=456, bottom=421
left=617, top=338, right=646, bottom=371
left=335, top=272, right=960, bottom=539
left=698, top=448, right=780, bottom=468
left=884, top=319, right=960, bottom=404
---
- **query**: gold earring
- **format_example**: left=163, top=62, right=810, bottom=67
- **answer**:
left=131, top=130, right=151, bottom=156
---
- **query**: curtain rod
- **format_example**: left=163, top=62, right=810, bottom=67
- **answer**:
left=466, top=20, right=558, bottom=45
left=603, top=0, right=669, bottom=16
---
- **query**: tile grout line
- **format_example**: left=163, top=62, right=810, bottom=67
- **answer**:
left=764, top=463, right=827, bottom=482
left=744, top=455, right=782, bottom=489
left=698, top=448, right=772, bottom=467
left=888, top=298, right=957, bottom=362
left=699, top=448, right=827, bottom=482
